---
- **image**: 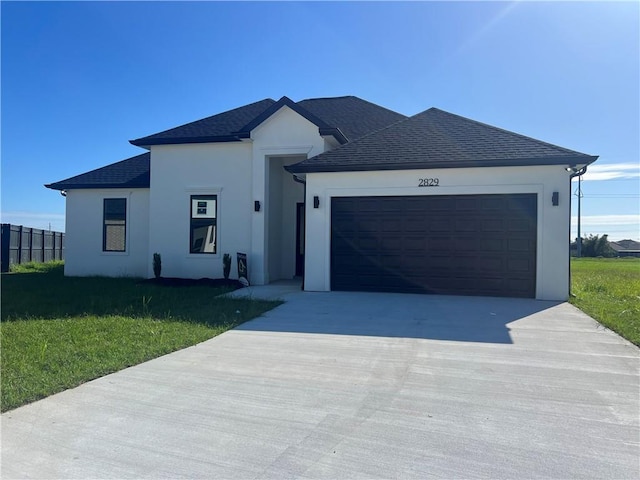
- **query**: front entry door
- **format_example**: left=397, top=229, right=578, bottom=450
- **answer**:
left=295, top=202, right=305, bottom=277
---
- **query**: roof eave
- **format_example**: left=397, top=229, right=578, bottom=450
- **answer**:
left=286, top=155, right=599, bottom=174
left=129, top=135, right=244, bottom=147
left=46, top=183, right=150, bottom=191
left=318, top=127, right=349, bottom=145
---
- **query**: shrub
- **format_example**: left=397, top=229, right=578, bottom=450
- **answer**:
left=578, top=234, right=616, bottom=258
left=153, top=253, right=162, bottom=278
left=222, top=253, right=231, bottom=280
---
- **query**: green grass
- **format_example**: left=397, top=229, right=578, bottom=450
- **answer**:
left=1, top=262, right=281, bottom=411
left=570, top=257, right=640, bottom=346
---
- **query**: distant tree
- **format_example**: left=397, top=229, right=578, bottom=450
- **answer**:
left=579, top=234, right=616, bottom=257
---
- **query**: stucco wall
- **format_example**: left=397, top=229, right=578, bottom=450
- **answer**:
left=148, top=142, right=253, bottom=279
left=304, top=165, right=573, bottom=301
left=249, top=106, right=326, bottom=284
left=64, top=188, right=150, bottom=277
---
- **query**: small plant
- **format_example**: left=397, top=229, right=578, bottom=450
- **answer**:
left=222, top=253, right=231, bottom=280
left=153, top=253, right=162, bottom=278
left=142, top=296, right=152, bottom=316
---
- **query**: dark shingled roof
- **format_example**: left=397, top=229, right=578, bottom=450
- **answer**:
left=47, top=100, right=598, bottom=191
left=46, top=153, right=150, bottom=191
left=287, top=108, right=598, bottom=173
left=297, top=96, right=407, bottom=142
left=130, top=96, right=406, bottom=147
left=130, top=99, right=277, bottom=146
left=47, top=96, right=405, bottom=190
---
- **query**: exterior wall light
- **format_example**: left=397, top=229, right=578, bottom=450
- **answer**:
left=254, top=201, right=261, bottom=212
left=313, top=196, right=320, bottom=208
left=552, top=192, right=559, bottom=206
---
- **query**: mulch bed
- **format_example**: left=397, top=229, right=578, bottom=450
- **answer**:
left=138, top=277, right=244, bottom=289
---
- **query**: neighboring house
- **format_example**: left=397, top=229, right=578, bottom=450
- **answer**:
left=46, top=95, right=597, bottom=300
left=609, top=240, right=640, bottom=258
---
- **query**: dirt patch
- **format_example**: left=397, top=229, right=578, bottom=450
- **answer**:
left=138, top=277, right=244, bottom=289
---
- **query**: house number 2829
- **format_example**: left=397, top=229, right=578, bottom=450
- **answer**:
left=418, top=178, right=439, bottom=187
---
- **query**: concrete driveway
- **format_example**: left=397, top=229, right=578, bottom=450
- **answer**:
left=2, top=291, right=638, bottom=479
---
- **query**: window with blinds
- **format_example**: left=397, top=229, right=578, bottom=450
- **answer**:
left=103, top=198, right=126, bottom=252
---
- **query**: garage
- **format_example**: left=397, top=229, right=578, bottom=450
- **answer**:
left=288, top=107, right=598, bottom=301
left=331, top=194, right=537, bottom=298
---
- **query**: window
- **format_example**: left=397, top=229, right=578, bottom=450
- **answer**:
left=190, top=195, right=217, bottom=254
left=103, top=198, right=126, bottom=252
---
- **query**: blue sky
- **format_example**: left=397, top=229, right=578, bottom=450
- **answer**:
left=2, top=1, right=638, bottom=240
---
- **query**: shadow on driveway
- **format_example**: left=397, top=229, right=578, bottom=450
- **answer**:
left=235, top=291, right=563, bottom=344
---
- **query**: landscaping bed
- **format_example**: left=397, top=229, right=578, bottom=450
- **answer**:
left=139, top=277, right=243, bottom=289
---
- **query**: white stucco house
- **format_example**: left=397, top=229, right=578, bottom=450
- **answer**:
left=47, top=95, right=597, bottom=300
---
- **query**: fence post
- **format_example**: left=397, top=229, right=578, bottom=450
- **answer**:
left=17, top=225, right=23, bottom=266
left=1, top=224, right=9, bottom=272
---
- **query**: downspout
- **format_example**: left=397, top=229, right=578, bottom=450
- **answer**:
left=568, top=165, right=588, bottom=297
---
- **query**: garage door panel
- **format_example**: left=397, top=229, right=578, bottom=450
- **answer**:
left=357, top=219, right=379, bottom=233
left=426, top=237, right=452, bottom=251
left=454, top=237, right=481, bottom=251
left=428, top=219, right=453, bottom=232
left=507, top=258, right=534, bottom=272
left=353, top=199, right=377, bottom=212
left=508, top=219, right=534, bottom=232
left=479, top=238, right=505, bottom=251
left=381, top=219, right=402, bottom=232
left=426, top=197, right=454, bottom=211
left=331, top=194, right=537, bottom=298
left=507, top=238, right=534, bottom=252
left=405, top=197, right=429, bottom=211
left=455, top=197, right=480, bottom=211
left=455, top=219, right=479, bottom=232
left=509, top=195, right=537, bottom=212
left=380, top=198, right=404, bottom=211
left=403, top=236, right=427, bottom=251
left=481, top=218, right=505, bottom=232
left=476, top=257, right=504, bottom=271
left=404, top=222, right=428, bottom=233
left=481, top=197, right=505, bottom=210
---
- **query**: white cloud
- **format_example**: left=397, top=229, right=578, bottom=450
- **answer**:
left=573, top=214, right=640, bottom=226
left=576, top=162, right=640, bottom=182
left=571, top=214, right=640, bottom=241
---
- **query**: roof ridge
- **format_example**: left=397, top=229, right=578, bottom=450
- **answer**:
left=297, top=95, right=356, bottom=102
left=428, top=108, right=592, bottom=156
left=237, top=96, right=332, bottom=134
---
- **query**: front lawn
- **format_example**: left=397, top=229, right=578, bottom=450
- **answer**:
left=570, top=257, right=640, bottom=346
left=1, top=262, right=281, bottom=411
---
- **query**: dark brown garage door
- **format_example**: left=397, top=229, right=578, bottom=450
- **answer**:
left=331, top=194, right=537, bottom=298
